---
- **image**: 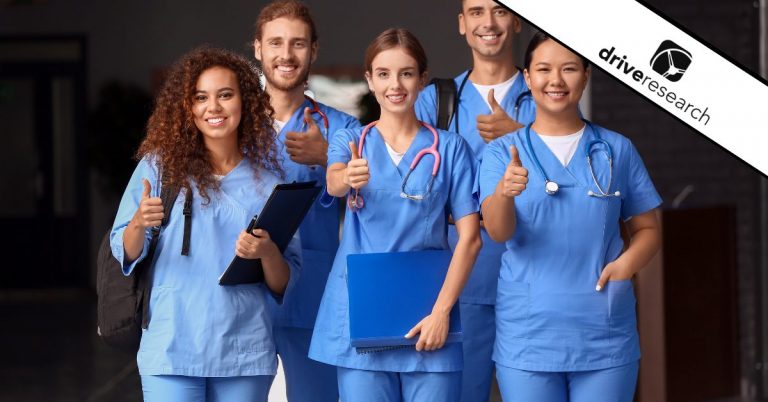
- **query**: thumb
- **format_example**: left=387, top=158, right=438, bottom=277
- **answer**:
left=142, top=178, right=152, bottom=199
left=349, top=141, right=360, bottom=160
left=488, top=88, right=501, bottom=112
left=509, top=145, right=522, bottom=167
left=303, top=107, right=318, bottom=130
left=595, top=268, right=611, bottom=292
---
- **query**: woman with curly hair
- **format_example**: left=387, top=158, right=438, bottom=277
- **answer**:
left=109, top=46, right=300, bottom=402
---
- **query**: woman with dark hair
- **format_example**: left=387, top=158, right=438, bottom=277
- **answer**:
left=308, top=28, right=481, bottom=401
left=109, top=46, right=300, bottom=402
left=478, top=32, right=661, bottom=401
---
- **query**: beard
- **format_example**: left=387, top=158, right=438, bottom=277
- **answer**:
left=262, top=58, right=311, bottom=92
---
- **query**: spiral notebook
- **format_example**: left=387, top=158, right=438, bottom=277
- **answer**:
left=347, top=249, right=462, bottom=351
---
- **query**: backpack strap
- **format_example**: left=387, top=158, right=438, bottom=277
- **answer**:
left=431, top=78, right=458, bottom=131
left=181, top=189, right=192, bottom=256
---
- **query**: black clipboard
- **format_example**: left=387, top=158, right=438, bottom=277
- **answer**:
left=218, top=181, right=321, bottom=286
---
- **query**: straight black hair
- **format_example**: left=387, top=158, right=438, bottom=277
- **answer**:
left=524, top=31, right=589, bottom=70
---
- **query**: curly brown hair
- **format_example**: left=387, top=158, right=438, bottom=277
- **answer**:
left=137, top=46, right=280, bottom=204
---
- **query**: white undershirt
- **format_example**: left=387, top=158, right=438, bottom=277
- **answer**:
left=472, top=71, right=518, bottom=111
left=384, top=143, right=406, bottom=166
left=273, top=119, right=287, bottom=133
left=537, top=126, right=585, bottom=166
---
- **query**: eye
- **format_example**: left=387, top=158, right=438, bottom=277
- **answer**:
left=377, top=71, right=389, bottom=79
left=194, top=94, right=207, bottom=102
left=294, top=41, right=306, bottom=48
left=219, top=92, right=234, bottom=99
left=401, top=71, right=414, bottom=77
left=268, top=40, right=280, bottom=47
left=469, top=10, right=482, bottom=17
left=494, top=9, right=508, bottom=16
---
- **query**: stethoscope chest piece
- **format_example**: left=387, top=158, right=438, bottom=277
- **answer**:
left=545, top=180, right=559, bottom=195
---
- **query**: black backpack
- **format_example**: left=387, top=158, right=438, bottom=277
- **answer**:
left=96, top=179, right=192, bottom=353
left=430, top=78, right=458, bottom=131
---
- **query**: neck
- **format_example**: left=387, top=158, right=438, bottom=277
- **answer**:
left=531, top=109, right=584, bottom=136
left=469, top=56, right=518, bottom=85
left=204, top=137, right=242, bottom=174
left=267, top=85, right=305, bottom=122
left=376, top=109, right=421, bottom=143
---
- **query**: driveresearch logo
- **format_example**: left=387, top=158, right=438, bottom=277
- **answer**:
left=650, top=40, right=692, bottom=82
left=599, top=44, right=710, bottom=126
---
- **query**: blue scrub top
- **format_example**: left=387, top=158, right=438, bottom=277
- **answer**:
left=309, top=124, right=479, bottom=372
left=110, top=156, right=302, bottom=377
left=478, top=124, right=662, bottom=372
left=415, top=70, right=535, bottom=305
left=268, top=98, right=360, bottom=329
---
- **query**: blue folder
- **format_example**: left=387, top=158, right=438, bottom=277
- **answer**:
left=347, top=250, right=462, bottom=349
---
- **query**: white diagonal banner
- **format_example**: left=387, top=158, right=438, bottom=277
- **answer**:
left=497, top=0, right=768, bottom=176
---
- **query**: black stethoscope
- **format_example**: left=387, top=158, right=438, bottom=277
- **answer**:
left=453, top=69, right=533, bottom=133
left=525, top=121, right=620, bottom=197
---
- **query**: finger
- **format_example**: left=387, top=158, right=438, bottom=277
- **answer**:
left=488, top=88, right=501, bottom=112
left=303, top=107, right=319, bottom=130
left=251, top=228, right=270, bottom=239
left=141, top=204, right=164, bottom=213
left=404, top=321, right=422, bottom=339
left=142, top=179, right=152, bottom=199
left=509, top=145, right=522, bottom=167
left=596, top=269, right=611, bottom=291
left=285, top=131, right=302, bottom=142
left=475, top=114, right=492, bottom=125
left=349, top=141, right=360, bottom=160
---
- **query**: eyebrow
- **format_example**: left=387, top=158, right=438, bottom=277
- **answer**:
left=194, top=87, right=235, bottom=93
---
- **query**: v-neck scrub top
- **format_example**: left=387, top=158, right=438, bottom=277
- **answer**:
left=478, top=124, right=662, bottom=372
left=309, top=125, right=479, bottom=372
left=110, top=156, right=302, bottom=377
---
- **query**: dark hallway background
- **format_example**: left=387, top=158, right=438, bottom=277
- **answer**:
left=0, top=1, right=766, bottom=401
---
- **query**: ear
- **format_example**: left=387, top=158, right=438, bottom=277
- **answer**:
left=310, top=42, right=319, bottom=64
left=253, top=39, right=262, bottom=62
left=583, top=66, right=591, bottom=89
left=364, top=71, right=374, bottom=93
left=419, top=71, right=429, bottom=90
left=523, top=68, right=531, bottom=89
left=511, top=15, right=522, bottom=34
left=458, top=12, right=466, bottom=36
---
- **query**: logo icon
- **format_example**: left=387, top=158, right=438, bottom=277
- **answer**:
left=650, top=40, right=692, bottom=82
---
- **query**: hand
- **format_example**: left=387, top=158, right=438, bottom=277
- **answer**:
left=404, top=310, right=450, bottom=352
left=235, top=228, right=279, bottom=260
left=343, top=141, right=370, bottom=190
left=476, top=88, right=524, bottom=143
left=132, top=179, right=164, bottom=229
left=284, top=107, right=328, bottom=166
left=499, top=145, right=528, bottom=198
left=595, top=259, right=634, bottom=291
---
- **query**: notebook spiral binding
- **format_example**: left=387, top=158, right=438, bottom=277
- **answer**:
left=355, top=345, right=413, bottom=354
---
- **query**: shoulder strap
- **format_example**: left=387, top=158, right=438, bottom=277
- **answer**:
left=431, top=78, right=457, bottom=131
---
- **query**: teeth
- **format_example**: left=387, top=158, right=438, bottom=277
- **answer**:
left=387, top=95, right=405, bottom=102
left=480, top=35, right=499, bottom=40
left=208, top=118, right=224, bottom=124
left=546, top=92, right=566, bottom=97
left=277, top=65, right=296, bottom=72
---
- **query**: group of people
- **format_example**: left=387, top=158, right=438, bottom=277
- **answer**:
left=109, top=0, right=662, bottom=401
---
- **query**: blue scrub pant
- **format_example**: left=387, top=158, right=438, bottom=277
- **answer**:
left=141, top=375, right=273, bottom=402
left=337, top=367, right=461, bottom=402
left=495, top=361, right=639, bottom=402
left=458, top=302, right=495, bottom=402
left=273, top=326, right=339, bottom=402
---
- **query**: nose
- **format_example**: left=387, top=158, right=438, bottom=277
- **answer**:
left=208, top=97, right=223, bottom=112
left=278, top=42, right=293, bottom=60
left=480, top=10, right=496, bottom=29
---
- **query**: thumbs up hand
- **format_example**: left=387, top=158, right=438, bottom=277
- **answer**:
left=476, top=88, right=524, bottom=143
left=501, top=145, right=528, bottom=198
left=133, top=178, right=165, bottom=229
left=343, top=141, right=370, bottom=190
left=284, top=107, right=329, bottom=166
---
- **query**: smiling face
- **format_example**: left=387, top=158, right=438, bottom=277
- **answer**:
left=459, top=0, right=520, bottom=60
left=191, top=66, right=242, bottom=144
left=254, top=17, right=316, bottom=93
left=365, top=47, right=426, bottom=117
left=524, top=39, right=589, bottom=118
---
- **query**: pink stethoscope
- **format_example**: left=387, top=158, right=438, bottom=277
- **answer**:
left=347, top=120, right=441, bottom=212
